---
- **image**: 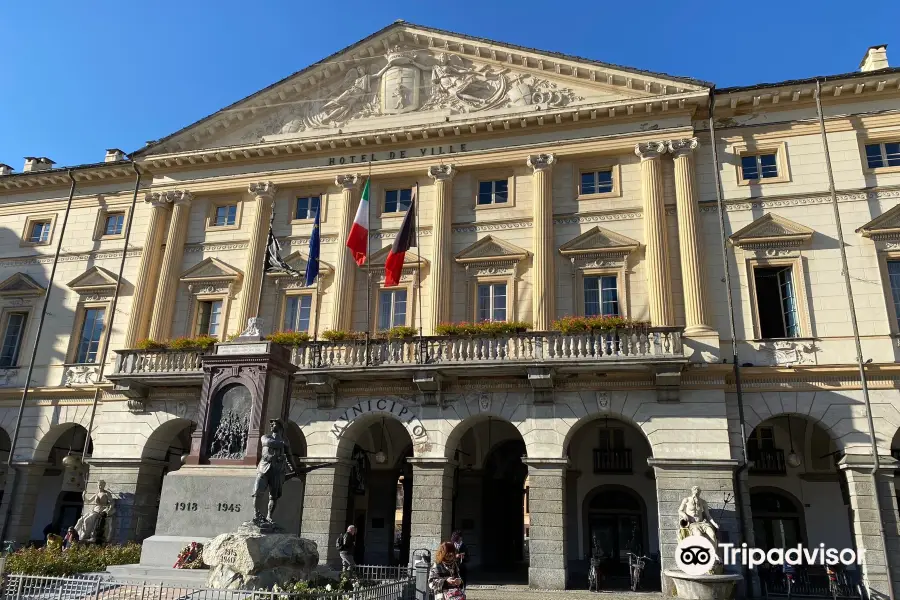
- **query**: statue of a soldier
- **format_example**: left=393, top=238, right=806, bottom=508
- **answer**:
left=252, top=418, right=297, bottom=524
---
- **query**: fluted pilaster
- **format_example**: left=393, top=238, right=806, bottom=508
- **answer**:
left=148, top=190, right=194, bottom=341
left=124, top=193, right=171, bottom=346
left=635, top=142, right=673, bottom=326
left=428, top=164, right=456, bottom=333
left=668, top=138, right=714, bottom=336
left=236, top=182, right=277, bottom=330
left=528, top=154, right=556, bottom=331
left=332, top=174, right=360, bottom=331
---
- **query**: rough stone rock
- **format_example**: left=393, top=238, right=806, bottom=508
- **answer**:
left=204, top=523, right=319, bottom=590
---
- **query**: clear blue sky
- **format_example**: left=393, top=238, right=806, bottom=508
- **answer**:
left=2, top=0, right=898, bottom=169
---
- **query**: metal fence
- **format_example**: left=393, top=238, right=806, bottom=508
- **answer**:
left=2, top=573, right=415, bottom=600
left=348, top=566, right=410, bottom=583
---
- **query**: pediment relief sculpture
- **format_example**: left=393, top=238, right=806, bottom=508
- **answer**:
left=0, top=272, right=45, bottom=298
left=67, top=266, right=120, bottom=299
left=559, top=226, right=640, bottom=257
left=265, top=251, right=334, bottom=288
left=455, top=235, right=530, bottom=263
left=729, top=213, right=814, bottom=250
left=180, top=257, right=244, bottom=297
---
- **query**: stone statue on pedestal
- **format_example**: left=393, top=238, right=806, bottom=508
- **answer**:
left=76, top=480, right=115, bottom=543
left=252, top=419, right=297, bottom=525
left=677, top=486, right=719, bottom=546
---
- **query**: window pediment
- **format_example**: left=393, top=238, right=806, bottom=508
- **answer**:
left=67, top=266, right=120, bottom=298
left=729, top=213, right=813, bottom=250
left=266, top=251, right=334, bottom=289
left=559, top=226, right=639, bottom=267
left=455, top=236, right=529, bottom=264
left=0, top=273, right=45, bottom=299
left=856, top=204, right=900, bottom=241
left=180, top=257, right=243, bottom=297
left=367, top=245, right=429, bottom=284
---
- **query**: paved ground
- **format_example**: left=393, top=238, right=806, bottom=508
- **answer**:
left=465, top=587, right=664, bottom=600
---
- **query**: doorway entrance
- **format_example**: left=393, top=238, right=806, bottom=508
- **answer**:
left=586, top=487, right=646, bottom=584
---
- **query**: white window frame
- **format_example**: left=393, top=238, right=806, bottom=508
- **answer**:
left=745, top=256, right=811, bottom=340
left=733, top=141, right=791, bottom=186
left=582, top=273, right=620, bottom=318
left=0, top=310, right=28, bottom=368
left=67, top=301, right=110, bottom=365
left=21, top=214, right=57, bottom=247
left=281, top=293, right=314, bottom=333
left=291, top=192, right=327, bottom=224
left=876, top=250, right=900, bottom=334
left=476, top=179, right=510, bottom=206
left=206, top=199, right=243, bottom=231
left=93, top=207, right=130, bottom=241
left=377, top=287, right=409, bottom=330
left=476, top=282, right=509, bottom=322
left=861, top=135, right=900, bottom=174
left=190, top=293, right=229, bottom=340
left=471, top=169, right=516, bottom=211
left=195, top=299, right=224, bottom=337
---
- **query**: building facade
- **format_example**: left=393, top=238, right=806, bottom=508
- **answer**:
left=0, top=22, right=899, bottom=596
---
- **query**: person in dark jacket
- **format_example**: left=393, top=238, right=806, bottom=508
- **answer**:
left=451, top=531, right=469, bottom=589
left=429, top=541, right=463, bottom=599
left=337, top=525, right=357, bottom=572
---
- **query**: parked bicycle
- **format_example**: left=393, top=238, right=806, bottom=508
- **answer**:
left=782, top=562, right=795, bottom=598
left=627, top=552, right=653, bottom=592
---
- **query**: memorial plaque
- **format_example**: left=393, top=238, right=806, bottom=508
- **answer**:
left=216, top=343, right=269, bottom=355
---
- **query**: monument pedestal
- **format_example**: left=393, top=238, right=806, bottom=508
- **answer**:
left=138, top=466, right=304, bottom=568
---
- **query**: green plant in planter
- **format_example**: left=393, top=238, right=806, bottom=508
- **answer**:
left=435, top=321, right=531, bottom=336
left=552, top=315, right=647, bottom=334
left=321, top=329, right=366, bottom=341
left=5, top=542, right=142, bottom=575
left=266, top=330, right=312, bottom=346
left=169, top=336, right=218, bottom=351
left=135, top=339, right=167, bottom=350
left=380, top=326, right=418, bottom=339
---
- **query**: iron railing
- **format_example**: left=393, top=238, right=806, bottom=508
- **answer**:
left=1, top=573, right=414, bottom=600
left=592, top=448, right=633, bottom=473
left=759, top=565, right=862, bottom=598
left=749, top=448, right=787, bottom=475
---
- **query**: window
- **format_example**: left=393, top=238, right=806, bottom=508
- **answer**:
left=753, top=266, right=800, bottom=338
left=477, top=180, right=508, bottom=205
left=384, top=188, right=412, bottom=214
left=197, top=300, right=223, bottom=336
left=104, top=213, right=124, bottom=236
left=0, top=312, right=27, bottom=367
left=865, top=141, right=900, bottom=169
left=283, top=295, right=312, bottom=332
left=888, top=261, right=900, bottom=323
left=580, top=170, right=614, bottom=195
left=213, top=205, right=237, bottom=227
left=598, top=427, right=625, bottom=450
left=75, top=308, right=105, bottom=363
left=741, top=153, right=779, bottom=181
left=477, top=283, right=507, bottom=322
left=295, top=196, right=320, bottom=220
left=584, top=275, right=619, bottom=317
left=378, top=289, right=407, bottom=330
left=748, top=426, right=776, bottom=459
left=28, top=221, right=52, bottom=244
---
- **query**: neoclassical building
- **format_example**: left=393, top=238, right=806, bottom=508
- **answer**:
left=0, top=22, right=899, bottom=596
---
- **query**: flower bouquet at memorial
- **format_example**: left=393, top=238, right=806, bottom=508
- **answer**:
left=173, top=542, right=205, bottom=569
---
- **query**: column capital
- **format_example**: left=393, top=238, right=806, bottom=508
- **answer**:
left=667, top=137, right=700, bottom=158
left=634, top=141, right=667, bottom=161
left=164, top=189, right=193, bottom=205
left=428, top=164, right=456, bottom=181
left=334, top=173, right=360, bottom=190
left=248, top=181, right=277, bottom=199
left=527, top=153, right=556, bottom=172
left=143, top=191, right=171, bottom=208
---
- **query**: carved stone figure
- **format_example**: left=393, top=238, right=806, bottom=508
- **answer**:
left=677, top=486, right=719, bottom=546
left=75, top=480, right=114, bottom=543
left=252, top=419, right=297, bottom=524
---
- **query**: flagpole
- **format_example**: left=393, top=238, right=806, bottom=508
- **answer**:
left=365, top=160, right=372, bottom=365
left=415, top=183, right=424, bottom=363
left=258, top=204, right=276, bottom=329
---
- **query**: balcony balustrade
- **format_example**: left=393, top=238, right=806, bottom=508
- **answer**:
left=592, top=448, right=633, bottom=473
left=749, top=448, right=787, bottom=475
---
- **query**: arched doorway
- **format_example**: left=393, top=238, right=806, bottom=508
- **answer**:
left=751, top=489, right=805, bottom=551
left=31, top=424, right=93, bottom=544
left=482, top=438, right=528, bottom=570
left=137, top=418, right=194, bottom=542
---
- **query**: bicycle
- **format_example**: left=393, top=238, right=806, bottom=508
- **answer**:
left=826, top=565, right=839, bottom=600
left=627, top=552, right=653, bottom=592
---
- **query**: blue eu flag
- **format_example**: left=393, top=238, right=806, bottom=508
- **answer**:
left=304, top=208, right=320, bottom=287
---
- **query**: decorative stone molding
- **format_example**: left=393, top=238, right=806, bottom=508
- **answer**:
left=0, top=369, right=18, bottom=387
left=166, top=190, right=193, bottom=205
left=526, top=153, right=556, bottom=172
left=180, top=257, right=244, bottom=299
left=184, top=241, right=250, bottom=253
left=456, top=236, right=529, bottom=321
left=856, top=203, right=900, bottom=241
left=453, top=220, right=532, bottom=233
left=666, top=137, right=699, bottom=157
left=427, top=164, right=456, bottom=181
left=729, top=213, right=814, bottom=250
left=248, top=181, right=277, bottom=199
left=334, top=173, right=360, bottom=190
left=559, top=226, right=640, bottom=265
left=65, top=365, right=98, bottom=387
left=67, top=266, right=120, bottom=299
left=755, top=340, right=819, bottom=366
left=144, top=191, right=171, bottom=209
left=0, top=272, right=45, bottom=306
left=268, top=251, right=334, bottom=290
left=634, top=141, right=667, bottom=160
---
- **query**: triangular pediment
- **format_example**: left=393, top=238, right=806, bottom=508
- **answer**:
left=180, top=257, right=243, bottom=282
left=141, top=22, right=708, bottom=155
left=265, top=251, right=335, bottom=277
left=0, top=273, right=45, bottom=297
left=455, top=235, right=529, bottom=263
left=559, top=226, right=640, bottom=256
left=857, top=204, right=900, bottom=240
left=368, top=245, right=429, bottom=268
left=67, top=266, right=119, bottom=292
left=730, top=213, right=814, bottom=249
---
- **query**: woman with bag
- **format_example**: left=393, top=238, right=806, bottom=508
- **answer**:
left=428, top=541, right=465, bottom=600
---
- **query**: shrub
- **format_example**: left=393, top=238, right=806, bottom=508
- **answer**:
left=379, top=326, right=418, bottom=339
left=266, top=330, right=312, bottom=346
left=551, top=315, right=647, bottom=334
left=135, top=339, right=167, bottom=351
left=434, top=321, right=531, bottom=336
left=5, top=543, right=142, bottom=576
left=321, top=330, right=366, bottom=341
left=169, top=336, right=218, bottom=351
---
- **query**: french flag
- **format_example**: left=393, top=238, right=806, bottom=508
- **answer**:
left=384, top=187, right=417, bottom=286
left=346, top=178, right=370, bottom=266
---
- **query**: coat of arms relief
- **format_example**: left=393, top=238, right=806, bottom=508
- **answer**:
left=236, top=47, right=583, bottom=143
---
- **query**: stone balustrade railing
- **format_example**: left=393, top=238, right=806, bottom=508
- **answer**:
left=112, top=327, right=684, bottom=377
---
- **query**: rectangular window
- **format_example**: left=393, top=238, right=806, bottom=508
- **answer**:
left=477, top=283, right=507, bottom=322
left=104, top=213, right=125, bottom=236
left=283, top=295, right=313, bottom=332
left=295, top=196, right=320, bottom=220
left=384, top=188, right=412, bottom=214
left=477, top=180, right=508, bottom=205
left=598, top=428, right=625, bottom=450
left=748, top=426, right=776, bottom=460
left=378, top=289, right=407, bottom=330
left=583, top=275, right=619, bottom=317
left=197, top=300, right=223, bottom=336
left=887, top=261, right=900, bottom=323
left=754, top=266, right=800, bottom=338
left=28, top=221, right=52, bottom=244
left=741, top=153, right=779, bottom=181
left=865, top=142, right=900, bottom=169
left=0, top=312, right=27, bottom=367
left=580, top=170, right=614, bottom=195
left=213, top=205, right=237, bottom=227
left=75, top=308, right=105, bottom=363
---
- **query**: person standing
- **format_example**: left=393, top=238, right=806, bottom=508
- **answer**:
left=451, top=531, right=469, bottom=588
left=429, top=541, right=464, bottom=600
left=62, top=527, right=79, bottom=550
left=336, top=525, right=357, bottom=572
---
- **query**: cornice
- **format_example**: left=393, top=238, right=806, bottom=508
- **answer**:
left=699, top=187, right=900, bottom=213
left=0, top=248, right=142, bottom=269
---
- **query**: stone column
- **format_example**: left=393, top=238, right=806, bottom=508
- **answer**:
left=236, top=182, right=277, bottom=331
left=527, top=154, right=556, bottom=331
left=428, top=164, right=456, bottom=334
left=2, top=464, right=48, bottom=544
left=635, top=142, right=674, bottom=326
left=840, top=456, right=900, bottom=598
left=83, top=459, right=164, bottom=544
left=523, top=458, right=568, bottom=590
left=300, top=461, right=351, bottom=568
left=148, top=190, right=193, bottom=341
left=649, top=458, right=741, bottom=596
left=667, top=138, right=714, bottom=336
left=407, top=457, right=453, bottom=562
left=332, top=174, right=360, bottom=332
left=124, top=193, right=171, bottom=346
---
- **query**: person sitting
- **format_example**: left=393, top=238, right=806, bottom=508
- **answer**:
left=63, top=527, right=79, bottom=550
left=429, top=541, right=465, bottom=599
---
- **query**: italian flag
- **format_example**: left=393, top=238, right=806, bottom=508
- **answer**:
left=346, top=178, right=370, bottom=266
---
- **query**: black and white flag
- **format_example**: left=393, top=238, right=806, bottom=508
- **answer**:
left=264, top=226, right=301, bottom=277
